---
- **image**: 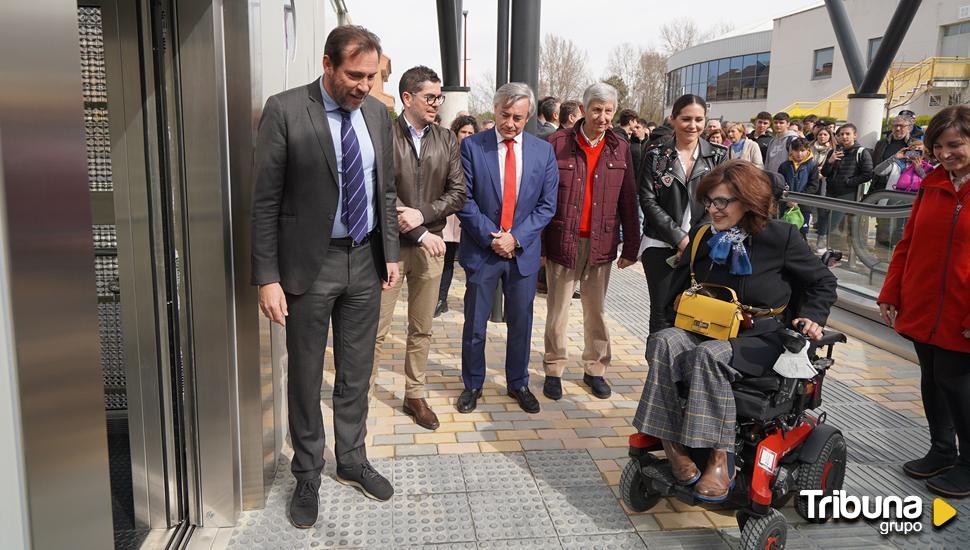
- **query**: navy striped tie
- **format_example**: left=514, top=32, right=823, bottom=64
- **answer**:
left=338, top=108, right=368, bottom=244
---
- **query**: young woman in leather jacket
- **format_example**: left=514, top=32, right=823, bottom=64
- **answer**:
left=637, top=94, right=727, bottom=334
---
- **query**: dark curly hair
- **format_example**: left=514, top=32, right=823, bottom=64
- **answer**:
left=450, top=115, right=479, bottom=136
left=695, top=160, right=777, bottom=235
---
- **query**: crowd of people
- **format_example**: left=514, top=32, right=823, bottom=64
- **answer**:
left=251, top=25, right=970, bottom=528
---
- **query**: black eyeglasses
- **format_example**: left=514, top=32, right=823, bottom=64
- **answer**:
left=701, top=196, right=739, bottom=211
left=422, top=94, right=446, bottom=106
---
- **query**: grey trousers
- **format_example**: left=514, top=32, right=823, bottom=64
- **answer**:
left=633, top=327, right=739, bottom=451
left=285, top=241, right=382, bottom=481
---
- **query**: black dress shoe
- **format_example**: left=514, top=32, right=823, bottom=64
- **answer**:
left=903, top=451, right=957, bottom=479
left=543, top=376, right=562, bottom=400
left=288, top=478, right=320, bottom=528
left=336, top=461, right=394, bottom=501
left=583, top=374, right=611, bottom=399
left=508, top=386, right=540, bottom=413
left=456, top=388, right=482, bottom=413
left=927, top=464, right=970, bottom=498
left=434, top=299, right=448, bottom=318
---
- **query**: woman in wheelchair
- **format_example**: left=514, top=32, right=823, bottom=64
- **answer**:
left=633, top=160, right=838, bottom=502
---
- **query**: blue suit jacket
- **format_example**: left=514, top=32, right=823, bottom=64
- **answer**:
left=456, top=130, right=558, bottom=279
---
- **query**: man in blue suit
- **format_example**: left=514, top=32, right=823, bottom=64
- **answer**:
left=455, top=82, right=559, bottom=414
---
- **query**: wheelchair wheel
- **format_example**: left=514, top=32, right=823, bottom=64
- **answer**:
left=739, top=508, right=786, bottom=550
left=795, top=432, right=847, bottom=523
left=620, top=459, right=661, bottom=512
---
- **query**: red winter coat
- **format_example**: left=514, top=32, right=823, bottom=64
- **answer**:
left=878, top=167, right=970, bottom=353
left=543, top=125, right=641, bottom=269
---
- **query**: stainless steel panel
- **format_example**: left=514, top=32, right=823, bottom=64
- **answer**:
left=175, top=0, right=242, bottom=527
left=224, top=0, right=276, bottom=512
left=0, top=134, right=32, bottom=550
left=0, top=0, right=114, bottom=548
left=90, top=0, right=179, bottom=528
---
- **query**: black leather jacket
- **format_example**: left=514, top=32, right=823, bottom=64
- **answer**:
left=637, top=137, right=727, bottom=247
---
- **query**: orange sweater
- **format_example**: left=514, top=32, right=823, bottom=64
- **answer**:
left=577, top=131, right=606, bottom=236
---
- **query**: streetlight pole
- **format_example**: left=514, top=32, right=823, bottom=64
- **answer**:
left=462, top=10, right=469, bottom=87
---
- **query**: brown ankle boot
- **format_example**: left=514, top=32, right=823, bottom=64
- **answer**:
left=695, top=449, right=735, bottom=501
left=661, top=440, right=700, bottom=485
left=403, top=397, right=440, bottom=430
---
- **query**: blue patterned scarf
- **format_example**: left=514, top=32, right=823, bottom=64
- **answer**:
left=707, top=226, right=752, bottom=276
left=731, top=139, right=745, bottom=155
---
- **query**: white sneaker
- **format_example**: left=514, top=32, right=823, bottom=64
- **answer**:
left=816, top=236, right=827, bottom=254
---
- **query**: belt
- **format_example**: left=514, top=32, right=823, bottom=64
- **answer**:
left=742, top=304, right=787, bottom=318
left=329, top=230, right=375, bottom=248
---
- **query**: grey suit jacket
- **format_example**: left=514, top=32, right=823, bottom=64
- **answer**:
left=251, top=80, right=399, bottom=295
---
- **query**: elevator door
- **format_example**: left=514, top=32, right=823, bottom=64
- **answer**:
left=79, top=1, right=191, bottom=547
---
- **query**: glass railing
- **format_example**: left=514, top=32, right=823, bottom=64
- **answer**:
left=783, top=190, right=917, bottom=323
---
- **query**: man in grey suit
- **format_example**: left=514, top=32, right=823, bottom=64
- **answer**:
left=252, top=25, right=400, bottom=529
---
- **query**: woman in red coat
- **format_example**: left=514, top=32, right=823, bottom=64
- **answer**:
left=879, top=105, right=970, bottom=498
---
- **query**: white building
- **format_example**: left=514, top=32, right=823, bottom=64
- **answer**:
left=665, top=0, right=970, bottom=122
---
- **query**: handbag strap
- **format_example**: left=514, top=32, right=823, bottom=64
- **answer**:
left=688, top=224, right=711, bottom=282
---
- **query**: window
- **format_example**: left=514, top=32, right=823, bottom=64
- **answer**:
left=813, top=47, right=834, bottom=79
left=950, top=91, right=963, bottom=106
left=944, top=21, right=970, bottom=36
left=755, top=52, right=770, bottom=98
left=867, top=37, right=882, bottom=67
left=665, top=51, right=770, bottom=103
left=929, top=94, right=942, bottom=107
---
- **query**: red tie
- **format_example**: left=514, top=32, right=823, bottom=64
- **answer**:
left=501, top=138, right=517, bottom=231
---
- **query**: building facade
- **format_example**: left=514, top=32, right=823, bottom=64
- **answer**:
left=665, top=0, right=970, bottom=122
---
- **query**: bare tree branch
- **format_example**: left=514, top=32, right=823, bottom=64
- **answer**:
left=659, top=17, right=704, bottom=56
left=468, top=70, right=496, bottom=119
left=538, top=34, right=590, bottom=100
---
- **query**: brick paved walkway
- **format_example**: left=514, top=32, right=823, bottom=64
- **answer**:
left=222, top=263, right=943, bottom=549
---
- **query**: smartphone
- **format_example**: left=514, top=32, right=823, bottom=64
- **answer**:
left=905, top=150, right=922, bottom=159
left=835, top=145, right=844, bottom=154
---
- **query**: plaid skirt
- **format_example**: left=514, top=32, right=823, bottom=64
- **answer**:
left=633, top=327, right=739, bottom=451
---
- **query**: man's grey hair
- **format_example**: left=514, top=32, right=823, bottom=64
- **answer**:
left=493, top=82, right=536, bottom=118
left=582, top=82, right=618, bottom=111
left=892, top=115, right=913, bottom=126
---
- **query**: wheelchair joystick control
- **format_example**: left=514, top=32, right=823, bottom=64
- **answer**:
left=780, top=322, right=808, bottom=354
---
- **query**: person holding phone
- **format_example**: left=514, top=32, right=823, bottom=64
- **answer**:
left=637, top=94, right=726, bottom=334
left=815, top=123, right=873, bottom=252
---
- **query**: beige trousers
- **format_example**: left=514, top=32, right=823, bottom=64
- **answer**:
left=373, top=245, right=444, bottom=398
left=543, top=238, right=612, bottom=377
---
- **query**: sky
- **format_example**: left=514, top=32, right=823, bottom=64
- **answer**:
left=344, top=0, right=822, bottom=111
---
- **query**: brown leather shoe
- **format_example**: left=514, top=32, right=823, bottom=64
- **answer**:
left=694, top=449, right=736, bottom=502
left=403, top=397, right=440, bottom=430
left=661, top=440, right=700, bottom=485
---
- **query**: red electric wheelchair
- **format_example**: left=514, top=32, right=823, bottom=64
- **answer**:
left=620, top=324, right=849, bottom=550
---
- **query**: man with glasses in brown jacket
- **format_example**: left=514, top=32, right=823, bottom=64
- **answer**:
left=373, top=66, right=466, bottom=430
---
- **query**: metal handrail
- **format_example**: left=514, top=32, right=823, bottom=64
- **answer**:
left=782, top=190, right=915, bottom=217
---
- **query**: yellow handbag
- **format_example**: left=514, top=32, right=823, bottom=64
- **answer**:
left=673, top=224, right=745, bottom=340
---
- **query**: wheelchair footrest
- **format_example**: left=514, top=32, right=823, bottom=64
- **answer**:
left=640, top=459, right=705, bottom=506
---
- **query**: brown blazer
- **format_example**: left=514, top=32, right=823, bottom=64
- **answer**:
left=251, top=80, right=399, bottom=295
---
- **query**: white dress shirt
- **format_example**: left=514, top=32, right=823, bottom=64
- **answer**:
left=495, top=128, right=524, bottom=199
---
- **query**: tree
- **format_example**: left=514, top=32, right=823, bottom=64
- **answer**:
left=659, top=17, right=734, bottom=55
left=604, top=43, right=668, bottom=121
left=636, top=50, right=669, bottom=122
left=468, top=70, right=496, bottom=120
left=659, top=17, right=704, bottom=56
left=538, top=34, right=590, bottom=100
left=602, top=75, right=629, bottom=112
